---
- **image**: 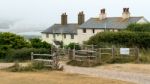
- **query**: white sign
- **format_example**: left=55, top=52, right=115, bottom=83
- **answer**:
left=120, top=48, right=130, bottom=55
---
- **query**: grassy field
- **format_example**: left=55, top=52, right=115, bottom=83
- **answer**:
left=0, top=71, right=135, bottom=84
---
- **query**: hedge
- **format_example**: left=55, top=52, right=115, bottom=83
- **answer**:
left=126, top=23, right=150, bottom=32
left=4, top=48, right=51, bottom=62
left=86, top=31, right=150, bottom=48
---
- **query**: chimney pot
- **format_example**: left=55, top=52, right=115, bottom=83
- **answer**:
left=78, top=11, right=85, bottom=25
left=61, top=12, right=67, bottom=25
left=122, top=8, right=130, bottom=19
left=99, top=8, right=106, bottom=20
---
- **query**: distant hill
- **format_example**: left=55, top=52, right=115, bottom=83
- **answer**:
left=0, top=19, right=15, bottom=29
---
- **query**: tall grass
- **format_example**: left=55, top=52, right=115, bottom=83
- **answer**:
left=140, top=48, right=150, bottom=63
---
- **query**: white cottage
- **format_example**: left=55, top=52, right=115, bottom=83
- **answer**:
left=42, top=8, right=149, bottom=45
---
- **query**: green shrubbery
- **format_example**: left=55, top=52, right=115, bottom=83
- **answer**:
left=0, top=32, right=30, bottom=49
left=30, top=38, right=51, bottom=49
left=0, top=32, right=52, bottom=62
left=87, top=31, right=150, bottom=48
left=126, top=23, right=150, bottom=32
left=65, top=43, right=81, bottom=50
left=4, top=48, right=50, bottom=62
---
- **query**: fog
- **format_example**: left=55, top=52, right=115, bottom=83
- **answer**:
left=0, top=0, right=149, bottom=34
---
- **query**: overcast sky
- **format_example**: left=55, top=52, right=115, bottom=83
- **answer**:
left=0, top=0, right=149, bottom=33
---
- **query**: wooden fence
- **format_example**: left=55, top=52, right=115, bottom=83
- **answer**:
left=31, top=52, right=59, bottom=69
left=69, top=47, right=140, bottom=64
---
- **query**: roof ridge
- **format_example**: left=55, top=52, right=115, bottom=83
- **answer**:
left=91, top=16, right=144, bottom=19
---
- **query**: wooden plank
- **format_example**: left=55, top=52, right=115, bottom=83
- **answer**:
left=33, top=59, right=54, bottom=62
left=76, top=50, right=96, bottom=53
left=75, top=56, right=96, bottom=58
left=101, top=53, right=111, bottom=55
left=33, top=54, right=54, bottom=57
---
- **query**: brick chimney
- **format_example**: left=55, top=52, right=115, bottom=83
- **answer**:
left=122, top=8, right=130, bottom=19
left=78, top=11, right=85, bottom=25
left=99, top=9, right=106, bottom=20
left=61, top=13, right=67, bottom=25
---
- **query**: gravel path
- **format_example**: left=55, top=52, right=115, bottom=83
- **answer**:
left=63, top=64, right=150, bottom=84
left=0, top=63, right=150, bottom=84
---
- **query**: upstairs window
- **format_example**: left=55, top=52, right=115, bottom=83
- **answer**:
left=71, top=34, right=74, bottom=39
left=83, top=29, right=86, bottom=33
left=46, top=34, right=49, bottom=38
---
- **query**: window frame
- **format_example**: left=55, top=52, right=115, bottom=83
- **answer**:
left=46, top=33, right=49, bottom=38
left=71, top=34, right=74, bottom=39
left=92, top=29, right=95, bottom=33
left=83, top=29, right=86, bottom=33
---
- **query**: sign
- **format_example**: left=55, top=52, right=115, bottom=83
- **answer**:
left=120, top=48, right=130, bottom=55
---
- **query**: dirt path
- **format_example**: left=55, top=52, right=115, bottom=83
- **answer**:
left=0, top=63, right=150, bottom=84
left=63, top=64, right=150, bottom=84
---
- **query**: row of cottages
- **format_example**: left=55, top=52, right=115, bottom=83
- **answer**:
left=42, top=8, right=149, bottom=45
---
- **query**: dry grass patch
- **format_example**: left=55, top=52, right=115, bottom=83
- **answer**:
left=0, top=71, right=135, bottom=84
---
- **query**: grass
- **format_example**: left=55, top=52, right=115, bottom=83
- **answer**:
left=0, top=71, right=135, bottom=84
left=4, top=61, right=53, bottom=72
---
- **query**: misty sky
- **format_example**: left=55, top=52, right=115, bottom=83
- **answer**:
left=0, top=0, right=149, bottom=33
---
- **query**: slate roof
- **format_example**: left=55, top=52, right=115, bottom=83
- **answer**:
left=79, top=17, right=146, bottom=29
left=42, top=17, right=149, bottom=34
left=42, top=24, right=79, bottom=34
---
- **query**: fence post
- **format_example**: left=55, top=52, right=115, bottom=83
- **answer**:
left=112, top=46, right=115, bottom=59
left=31, top=52, right=34, bottom=60
left=99, top=48, right=102, bottom=63
left=135, top=47, right=140, bottom=63
left=73, top=49, right=75, bottom=60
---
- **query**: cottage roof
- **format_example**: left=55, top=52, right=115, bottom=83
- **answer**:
left=42, top=24, right=78, bottom=34
left=79, top=17, right=146, bottom=29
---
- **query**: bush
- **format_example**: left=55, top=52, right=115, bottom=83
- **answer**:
left=5, top=48, right=51, bottom=62
left=65, top=43, right=81, bottom=50
left=0, top=32, right=30, bottom=49
left=126, top=23, right=150, bottom=32
left=87, top=31, right=150, bottom=48
left=30, top=38, right=51, bottom=49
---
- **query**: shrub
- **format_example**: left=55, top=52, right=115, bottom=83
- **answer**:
left=5, top=48, right=51, bottom=62
left=126, top=23, right=150, bottom=32
left=30, top=38, right=51, bottom=49
left=87, top=31, right=150, bottom=48
left=0, top=32, right=30, bottom=49
left=65, top=43, right=81, bottom=50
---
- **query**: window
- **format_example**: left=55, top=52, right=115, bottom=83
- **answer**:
left=92, top=29, right=95, bottom=33
left=71, top=34, right=74, bottom=39
left=53, top=34, right=56, bottom=38
left=83, top=29, right=86, bottom=33
left=64, top=34, right=66, bottom=39
left=46, top=34, right=49, bottom=38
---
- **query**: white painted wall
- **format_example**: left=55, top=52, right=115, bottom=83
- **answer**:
left=42, top=33, right=78, bottom=45
left=77, top=29, right=104, bottom=44
left=42, top=28, right=118, bottom=45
